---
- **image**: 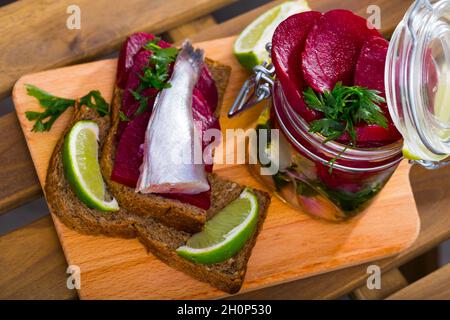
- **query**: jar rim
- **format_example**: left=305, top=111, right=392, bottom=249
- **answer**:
left=273, top=81, right=403, bottom=172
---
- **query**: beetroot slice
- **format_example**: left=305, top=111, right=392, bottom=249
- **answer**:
left=116, top=33, right=154, bottom=89
left=354, top=36, right=389, bottom=97
left=116, top=50, right=156, bottom=139
left=111, top=111, right=151, bottom=187
left=192, top=88, right=221, bottom=173
left=272, top=11, right=323, bottom=122
left=116, top=33, right=171, bottom=88
left=302, top=9, right=382, bottom=93
left=354, top=36, right=390, bottom=116
left=196, top=66, right=219, bottom=112
left=337, top=123, right=402, bottom=148
left=352, top=36, right=401, bottom=144
left=159, top=190, right=211, bottom=211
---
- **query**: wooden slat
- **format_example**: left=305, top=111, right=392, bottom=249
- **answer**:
left=190, top=0, right=414, bottom=43
left=387, top=264, right=450, bottom=300
left=0, top=0, right=237, bottom=100
left=0, top=113, right=42, bottom=215
left=400, top=248, right=439, bottom=283
left=351, top=268, right=408, bottom=300
left=166, top=15, right=217, bottom=43
left=0, top=216, right=76, bottom=300
left=191, top=0, right=290, bottom=42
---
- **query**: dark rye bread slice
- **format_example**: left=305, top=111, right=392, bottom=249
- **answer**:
left=101, top=59, right=231, bottom=233
left=45, top=106, right=271, bottom=294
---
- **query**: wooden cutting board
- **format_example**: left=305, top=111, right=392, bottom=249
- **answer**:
left=12, top=36, right=420, bottom=300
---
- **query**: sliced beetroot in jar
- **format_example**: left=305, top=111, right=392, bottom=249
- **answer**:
left=337, top=123, right=402, bottom=148
left=353, top=36, right=402, bottom=144
left=111, top=111, right=152, bottom=187
left=316, top=163, right=371, bottom=194
left=302, top=9, right=382, bottom=93
left=271, top=11, right=323, bottom=122
left=354, top=36, right=389, bottom=99
left=354, top=37, right=391, bottom=115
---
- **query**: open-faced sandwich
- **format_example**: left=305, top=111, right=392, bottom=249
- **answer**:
left=36, top=33, right=271, bottom=294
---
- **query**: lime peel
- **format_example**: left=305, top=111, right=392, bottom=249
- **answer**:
left=63, top=120, right=119, bottom=211
left=176, top=188, right=259, bottom=265
left=402, top=138, right=448, bottom=162
left=233, top=0, right=311, bottom=71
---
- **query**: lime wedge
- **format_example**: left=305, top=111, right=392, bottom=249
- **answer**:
left=63, top=120, right=119, bottom=211
left=402, top=147, right=422, bottom=161
left=176, top=188, right=259, bottom=264
left=402, top=138, right=448, bottom=162
left=234, top=0, right=311, bottom=71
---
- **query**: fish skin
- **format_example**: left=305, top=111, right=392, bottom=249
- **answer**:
left=136, top=41, right=210, bottom=195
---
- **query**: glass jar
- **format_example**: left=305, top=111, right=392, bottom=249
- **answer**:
left=386, top=0, right=450, bottom=165
left=230, top=0, right=450, bottom=222
left=250, top=81, right=404, bottom=221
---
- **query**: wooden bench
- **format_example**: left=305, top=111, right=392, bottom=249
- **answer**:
left=0, top=0, right=449, bottom=300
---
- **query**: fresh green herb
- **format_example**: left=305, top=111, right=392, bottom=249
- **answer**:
left=141, top=40, right=178, bottom=89
left=320, top=183, right=382, bottom=214
left=25, top=84, right=109, bottom=132
left=272, top=171, right=291, bottom=191
left=304, top=83, right=388, bottom=144
left=79, top=90, right=109, bottom=116
left=309, top=118, right=345, bottom=142
left=328, top=146, right=348, bottom=175
left=25, top=84, right=76, bottom=132
left=129, top=89, right=150, bottom=115
left=119, top=111, right=130, bottom=122
left=128, top=38, right=179, bottom=115
left=296, top=180, right=318, bottom=198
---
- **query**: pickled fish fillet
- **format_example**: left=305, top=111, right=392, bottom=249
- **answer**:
left=136, top=41, right=210, bottom=194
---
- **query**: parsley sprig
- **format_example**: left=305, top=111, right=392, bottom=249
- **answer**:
left=303, top=83, right=388, bottom=144
left=127, top=37, right=178, bottom=116
left=79, top=90, right=109, bottom=116
left=141, top=39, right=178, bottom=90
left=25, top=84, right=109, bottom=132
